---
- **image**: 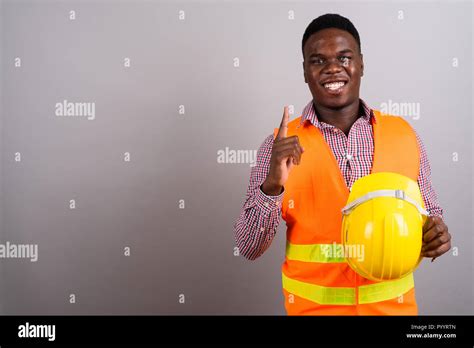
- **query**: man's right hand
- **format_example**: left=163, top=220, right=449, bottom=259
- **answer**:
left=261, top=106, right=304, bottom=196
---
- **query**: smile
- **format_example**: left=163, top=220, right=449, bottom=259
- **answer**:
left=322, top=81, right=347, bottom=95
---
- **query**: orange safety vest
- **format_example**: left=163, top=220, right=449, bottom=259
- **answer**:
left=273, top=110, right=421, bottom=315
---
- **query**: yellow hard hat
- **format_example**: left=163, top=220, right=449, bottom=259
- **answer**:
left=341, top=172, right=428, bottom=281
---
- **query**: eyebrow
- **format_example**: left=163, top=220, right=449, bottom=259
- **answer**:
left=309, top=49, right=354, bottom=58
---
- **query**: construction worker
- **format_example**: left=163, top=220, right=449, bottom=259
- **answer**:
left=234, top=13, right=451, bottom=315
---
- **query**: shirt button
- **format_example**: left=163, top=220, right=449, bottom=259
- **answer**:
left=346, top=154, right=353, bottom=160
left=275, top=201, right=280, bottom=207
left=332, top=128, right=338, bottom=133
left=264, top=202, right=269, bottom=208
left=260, top=227, right=265, bottom=232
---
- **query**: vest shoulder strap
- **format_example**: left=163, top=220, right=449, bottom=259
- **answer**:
left=372, top=110, right=420, bottom=181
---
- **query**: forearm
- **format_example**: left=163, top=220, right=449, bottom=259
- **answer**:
left=234, top=186, right=283, bottom=260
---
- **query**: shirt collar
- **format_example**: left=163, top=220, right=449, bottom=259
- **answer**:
left=300, top=98, right=375, bottom=129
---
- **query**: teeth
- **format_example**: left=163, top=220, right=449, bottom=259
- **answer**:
left=324, top=82, right=345, bottom=90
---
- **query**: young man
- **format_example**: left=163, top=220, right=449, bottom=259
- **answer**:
left=234, top=14, right=451, bottom=315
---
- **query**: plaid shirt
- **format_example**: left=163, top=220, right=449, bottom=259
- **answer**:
left=234, top=99, right=443, bottom=260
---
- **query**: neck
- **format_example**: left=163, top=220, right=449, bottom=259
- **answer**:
left=314, top=100, right=361, bottom=135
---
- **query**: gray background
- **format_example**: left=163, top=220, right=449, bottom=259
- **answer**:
left=0, top=0, right=472, bottom=315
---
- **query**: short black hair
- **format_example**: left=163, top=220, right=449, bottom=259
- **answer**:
left=302, top=14, right=361, bottom=57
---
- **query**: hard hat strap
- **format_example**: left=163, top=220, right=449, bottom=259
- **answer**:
left=341, top=189, right=429, bottom=216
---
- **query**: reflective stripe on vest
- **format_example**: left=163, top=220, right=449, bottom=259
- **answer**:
left=286, top=241, right=346, bottom=263
left=282, top=272, right=355, bottom=305
left=282, top=272, right=414, bottom=305
left=358, top=273, right=414, bottom=304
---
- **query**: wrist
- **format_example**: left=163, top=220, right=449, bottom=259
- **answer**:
left=261, top=179, right=283, bottom=196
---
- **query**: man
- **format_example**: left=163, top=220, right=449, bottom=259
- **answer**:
left=234, top=14, right=451, bottom=315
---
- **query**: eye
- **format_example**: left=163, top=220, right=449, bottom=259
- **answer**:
left=339, top=56, right=352, bottom=64
left=311, top=57, right=325, bottom=65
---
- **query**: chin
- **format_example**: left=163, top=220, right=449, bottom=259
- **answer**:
left=316, top=96, right=353, bottom=110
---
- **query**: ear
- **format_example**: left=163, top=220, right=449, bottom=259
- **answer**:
left=303, top=61, right=308, bottom=83
left=360, top=53, right=364, bottom=77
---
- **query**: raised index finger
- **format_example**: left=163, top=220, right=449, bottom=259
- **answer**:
left=275, top=106, right=289, bottom=140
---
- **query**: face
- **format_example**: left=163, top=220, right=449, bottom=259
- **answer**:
left=303, top=28, right=364, bottom=110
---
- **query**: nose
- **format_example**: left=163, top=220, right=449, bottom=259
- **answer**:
left=322, top=59, right=343, bottom=75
